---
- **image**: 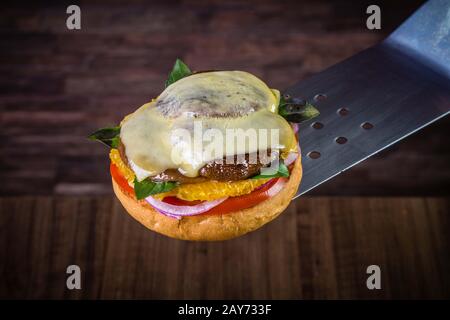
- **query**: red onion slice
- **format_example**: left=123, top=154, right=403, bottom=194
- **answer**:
left=284, top=152, right=299, bottom=166
left=253, top=178, right=275, bottom=191
left=146, top=196, right=228, bottom=218
left=266, top=178, right=287, bottom=197
left=291, top=122, right=299, bottom=134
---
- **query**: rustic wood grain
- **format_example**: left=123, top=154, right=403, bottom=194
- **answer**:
left=0, top=196, right=449, bottom=299
left=2, top=0, right=448, bottom=197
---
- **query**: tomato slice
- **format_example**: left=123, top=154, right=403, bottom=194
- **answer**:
left=202, top=178, right=280, bottom=215
left=110, top=163, right=135, bottom=195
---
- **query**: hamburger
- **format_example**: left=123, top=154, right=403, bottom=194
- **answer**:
left=89, top=59, right=318, bottom=241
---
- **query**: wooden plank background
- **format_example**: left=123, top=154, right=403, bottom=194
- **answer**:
left=1, top=196, right=449, bottom=299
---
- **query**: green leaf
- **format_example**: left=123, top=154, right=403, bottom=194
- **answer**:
left=278, top=95, right=320, bottom=123
left=279, top=94, right=287, bottom=109
left=251, top=161, right=290, bottom=179
left=88, top=126, right=121, bottom=148
left=165, top=58, right=192, bottom=87
left=134, top=178, right=178, bottom=200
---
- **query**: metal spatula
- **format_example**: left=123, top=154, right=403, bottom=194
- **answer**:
left=290, top=0, right=450, bottom=197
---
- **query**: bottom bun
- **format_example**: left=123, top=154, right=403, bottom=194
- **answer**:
left=112, top=156, right=302, bottom=241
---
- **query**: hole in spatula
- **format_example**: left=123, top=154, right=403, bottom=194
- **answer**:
left=314, top=94, right=327, bottom=102
left=337, top=107, right=349, bottom=116
left=307, top=151, right=321, bottom=159
left=335, top=137, right=348, bottom=144
left=311, top=122, right=324, bottom=129
left=361, top=122, right=374, bottom=130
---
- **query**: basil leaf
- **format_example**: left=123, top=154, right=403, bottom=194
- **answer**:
left=134, top=178, right=178, bottom=200
left=252, top=161, right=290, bottom=179
left=165, top=58, right=192, bottom=87
left=88, top=126, right=120, bottom=148
left=278, top=95, right=320, bottom=123
left=279, top=94, right=287, bottom=108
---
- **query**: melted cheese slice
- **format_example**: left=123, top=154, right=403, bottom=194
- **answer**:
left=120, top=71, right=296, bottom=181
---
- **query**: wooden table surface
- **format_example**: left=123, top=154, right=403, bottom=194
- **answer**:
left=1, top=196, right=449, bottom=299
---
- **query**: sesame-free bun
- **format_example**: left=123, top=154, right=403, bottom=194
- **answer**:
left=112, top=156, right=302, bottom=241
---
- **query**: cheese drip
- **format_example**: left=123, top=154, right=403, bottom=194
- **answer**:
left=120, top=71, right=296, bottom=181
